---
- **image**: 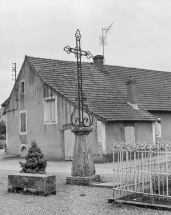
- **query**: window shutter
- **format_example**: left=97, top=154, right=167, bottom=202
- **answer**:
left=125, top=126, right=135, bottom=143
left=23, top=113, right=26, bottom=132
left=47, top=100, right=50, bottom=122
left=20, top=113, right=22, bottom=131
left=44, top=100, right=48, bottom=122
left=20, top=112, right=26, bottom=133
left=51, top=99, right=55, bottom=122
left=21, top=81, right=25, bottom=94
left=44, top=98, right=56, bottom=123
left=155, top=121, right=161, bottom=137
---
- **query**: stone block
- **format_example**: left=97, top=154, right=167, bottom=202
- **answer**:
left=66, top=174, right=100, bottom=186
left=8, top=173, right=56, bottom=196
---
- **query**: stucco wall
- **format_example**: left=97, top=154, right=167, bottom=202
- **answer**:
left=6, top=60, right=99, bottom=160
left=150, top=111, right=171, bottom=142
left=135, top=122, right=153, bottom=142
left=6, top=59, right=157, bottom=160
left=105, top=121, right=153, bottom=154
left=6, top=61, right=63, bottom=159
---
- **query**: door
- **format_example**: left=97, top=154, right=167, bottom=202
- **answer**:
left=64, top=130, right=75, bottom=160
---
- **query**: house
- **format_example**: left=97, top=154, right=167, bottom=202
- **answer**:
left=4, top=55, right=161, bottom=160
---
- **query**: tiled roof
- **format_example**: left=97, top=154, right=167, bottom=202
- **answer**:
left=26, top=56, right=159, bottom=122
left=1, top=98, right=9, bottom=106
left=105, top=65, right=171, bottom=111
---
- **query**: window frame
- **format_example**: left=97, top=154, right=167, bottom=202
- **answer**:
left=44, top=96, right=58, bottom=125
left=20, top=79, right=25, bottom=95
left=19, top=110, right=27, bottom=135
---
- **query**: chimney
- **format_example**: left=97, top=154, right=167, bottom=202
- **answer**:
left=126, top=76, right=138, bottom=108
left=93, top=55, right=104, bottom=70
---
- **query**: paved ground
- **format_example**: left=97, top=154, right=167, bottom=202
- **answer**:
left=0, top=149, right=170, bottom=214
left=0, top=149, right=113, bottom=175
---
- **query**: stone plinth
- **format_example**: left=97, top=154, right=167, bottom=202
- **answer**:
left=8, top=173, right=56, bottom=196
left=66, top=127, right=100, bottom=185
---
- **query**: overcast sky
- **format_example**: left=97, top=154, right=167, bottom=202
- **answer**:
left=1, top=0, right=171, bottom=105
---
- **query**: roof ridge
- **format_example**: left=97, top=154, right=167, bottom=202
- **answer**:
left=26, top=55, right=93, bottom=65
left=105, top=64, right=171, bottom=74
left=27, top=55, right=171, bottom=74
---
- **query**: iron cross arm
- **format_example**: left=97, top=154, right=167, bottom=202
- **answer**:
left=64, top=46, right=93, bottom=59
left=63, top=29, right=93, bottom=127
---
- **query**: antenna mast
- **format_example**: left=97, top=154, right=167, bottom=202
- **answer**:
left=100, top=23, right=113, bottom=62
left=12, top=63, right=17, bottom=82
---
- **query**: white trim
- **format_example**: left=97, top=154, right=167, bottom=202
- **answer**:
left=155, top=119, right=161, bottom=138
left=19, top=110, right=27, bottom=135
left=101, top=121, right=106, bottom=153
left=152, top=122, right=156, bottom=143
left=44, top=95, right=58, bottom=125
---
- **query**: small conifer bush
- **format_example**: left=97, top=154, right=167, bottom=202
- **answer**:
left=19, top=140, right=47, bottom=174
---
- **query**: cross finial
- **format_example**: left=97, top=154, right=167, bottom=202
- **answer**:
left=64, top=29, right=93, bottom=128
left=75, top=29, right=81, bottom=40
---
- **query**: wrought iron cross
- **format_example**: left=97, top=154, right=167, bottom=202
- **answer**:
left=64, top=29, right=93, bottom=128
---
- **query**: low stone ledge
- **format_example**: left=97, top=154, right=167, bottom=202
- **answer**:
left=91, top=182, right=113, bottom=188
left=66, top=175, right=100, bottom=186
left=8, top=173, right=56, bottom=196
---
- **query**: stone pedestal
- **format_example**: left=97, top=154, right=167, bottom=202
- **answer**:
left=66, top=127, right=100, bottom=185
left=8, top=173, right=56, bottom=196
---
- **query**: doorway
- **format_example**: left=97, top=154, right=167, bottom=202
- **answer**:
left=64, top=130, right=75, bottom=160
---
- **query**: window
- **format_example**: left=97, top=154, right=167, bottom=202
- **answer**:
left=125, top=126, right=135, bottom=143
left=155, top=121, right=161, bottom=137
left=44, top=96, right=57, bottom=124
left=20, top=80, right=25, bottom=95
left=20, top=110, right=27, bottom=134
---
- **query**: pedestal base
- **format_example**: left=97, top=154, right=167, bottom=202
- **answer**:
left=66, top=175, right=100, bottom=186
left=8, top=173, right=56, bottom=196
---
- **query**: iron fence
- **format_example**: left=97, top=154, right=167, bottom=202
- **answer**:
left=112, top=141, right=171, bottom=206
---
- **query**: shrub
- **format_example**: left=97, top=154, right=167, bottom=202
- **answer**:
left=102, top=153, right=113, bottom=163
left=0, top=121, right=6, bottom=139
left=93, top=153, right=113, bottom=163
left=19, top=140, right=47, bottom=174
left=152, top=171, right=171, bottom=195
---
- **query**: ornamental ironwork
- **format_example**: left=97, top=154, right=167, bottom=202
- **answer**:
left=64, top=29, right=93, bottom=128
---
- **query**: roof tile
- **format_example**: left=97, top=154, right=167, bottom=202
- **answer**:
left=26, top=56, right=159, bottom=122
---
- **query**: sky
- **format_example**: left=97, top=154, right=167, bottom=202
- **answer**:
left=1, top=0, right=171, bottom=105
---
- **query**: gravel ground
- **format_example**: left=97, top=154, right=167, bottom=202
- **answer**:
left=0, top=170, right=171, bottom=215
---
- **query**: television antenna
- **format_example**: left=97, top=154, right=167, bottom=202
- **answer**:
left=12, top=63, right=17, bottom=82
left=99, top=23, right=113, bottom=62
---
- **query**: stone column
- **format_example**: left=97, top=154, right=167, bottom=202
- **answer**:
left=66, top=127, right=100, bottom=185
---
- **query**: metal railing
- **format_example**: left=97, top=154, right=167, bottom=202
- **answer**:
left=112, top=141, right=171, bottom=204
